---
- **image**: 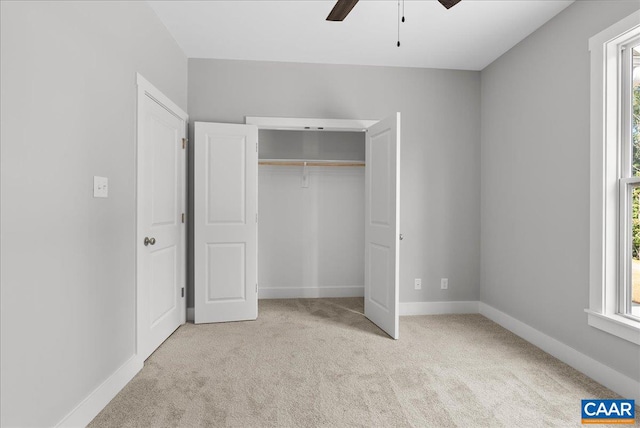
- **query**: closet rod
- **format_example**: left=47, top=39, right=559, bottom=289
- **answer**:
left=258, top=160, right=365, bottom=167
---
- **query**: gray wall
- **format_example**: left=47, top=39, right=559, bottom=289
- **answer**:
left=0, top=2, right=187, bottom=426
left=187, top=59, right=481, bottom=308
left=480, top=0, right=640, bottom=382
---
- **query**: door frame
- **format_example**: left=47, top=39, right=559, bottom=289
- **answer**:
left=135, top=73, right=189, bottom=358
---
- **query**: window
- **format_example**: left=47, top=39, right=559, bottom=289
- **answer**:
left=588, top=11, right=640, bottom=345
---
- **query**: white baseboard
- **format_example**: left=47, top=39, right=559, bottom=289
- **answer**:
left=259, top=286, right=364, bottom=299
left=187, top=307, right=194, bottom=322
left=400, top=301, right=479, bottom=316
left=479, top=302, right=640, bottom=402
left=56, top=355, right=143, bottom=427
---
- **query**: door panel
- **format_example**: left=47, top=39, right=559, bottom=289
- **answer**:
left=149, top=246, right=177, bottom=326
left=369, top=135, right=391, bottom=226
left=151, top=116, right=179, bottom=225
left=195, top=122, right=258, bottom=323
left=206, top=135, right=247, bottom=224
left=206, top=243, right=246, bottom=301
left=138, top=94, right=186, bottom=360
left=369, top=243, right=390, bottom=309
left=365, top=113, right=400, bottom=339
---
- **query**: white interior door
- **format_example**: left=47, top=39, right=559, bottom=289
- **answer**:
left=365, top=113, right=401, bottom=339
left=137, top=88, right=186, bottom=361
left=194, top=122, right=258, bottom=323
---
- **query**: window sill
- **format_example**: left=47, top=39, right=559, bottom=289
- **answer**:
left=585, top=309, right=640, bottom=345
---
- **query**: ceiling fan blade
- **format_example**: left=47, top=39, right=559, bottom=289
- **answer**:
left=326, top=0, right=359, bottom=21
left=438, top=0, right=462, bottom=9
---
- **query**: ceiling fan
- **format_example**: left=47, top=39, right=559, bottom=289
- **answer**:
left=327, top=0, right=462, bottom=21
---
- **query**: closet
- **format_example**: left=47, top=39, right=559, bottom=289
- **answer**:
left=257, top=129, right=365, bottom=299
left=193, top=115, right=401, bottom=339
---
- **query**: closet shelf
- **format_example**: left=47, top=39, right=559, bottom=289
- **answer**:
left=258, top=159, right=365, bottom=167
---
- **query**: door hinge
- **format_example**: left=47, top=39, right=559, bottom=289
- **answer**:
left=181, top=287, right=185, bottom=298
left=182, top=213, right=185, bottom=223
left=256, top=142, right=258, bottom=152
left=182, top=138, right=187, bottom=149
left=256, top=283, right=258, bottom=293
left=256, top=213, right=258, bottom=223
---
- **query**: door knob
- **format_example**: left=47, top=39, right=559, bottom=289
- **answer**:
left=144, top=237, right=156, bottom=246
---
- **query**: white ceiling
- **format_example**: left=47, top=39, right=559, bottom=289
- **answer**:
left=148, top=0, right=573, bottom=71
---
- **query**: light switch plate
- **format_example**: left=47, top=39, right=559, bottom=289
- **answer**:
left=93, top=176, right=108, bottom=198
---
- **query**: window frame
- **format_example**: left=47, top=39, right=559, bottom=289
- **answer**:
left=588, top=10, right=640, bottom=345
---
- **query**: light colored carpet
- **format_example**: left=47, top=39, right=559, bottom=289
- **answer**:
left=89, top=298, right=638, bottom=427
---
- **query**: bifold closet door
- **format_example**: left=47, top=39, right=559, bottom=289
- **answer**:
left=365, top=113, right=401, bottom=339
left=194, top=122, right=258, bottom=323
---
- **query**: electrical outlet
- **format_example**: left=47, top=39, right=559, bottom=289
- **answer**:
left=414, top=278, right=422, bottom=290
left=441, top=278, right=448, bottom=290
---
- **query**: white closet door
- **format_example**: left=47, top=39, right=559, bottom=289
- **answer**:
left=364, top=113, right=401, bottom=339
left=194, top=122, right=258, bottom=323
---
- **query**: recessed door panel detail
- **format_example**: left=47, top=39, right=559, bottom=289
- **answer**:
left=149, top=246, right=177, bottom=326
left=369, top=243, right=390, bottom=311
left=150, top=116, right=178, bottom=227
left=369, top=130, right=390, bottom=226
left=206, top=243, right=246, bottom=302
left=207, top=135, right=246, bottom=224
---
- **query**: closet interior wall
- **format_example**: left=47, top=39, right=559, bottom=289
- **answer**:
left=258, top=130, right=366, bottom=298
